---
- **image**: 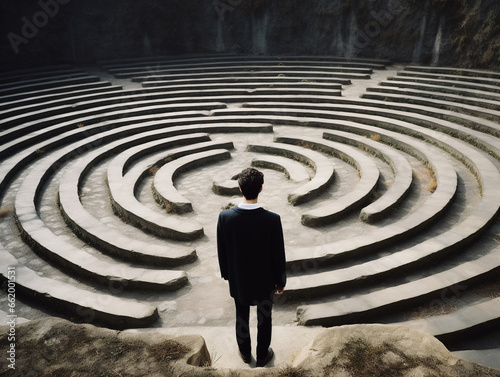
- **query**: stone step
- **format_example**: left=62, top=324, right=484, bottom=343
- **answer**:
left=362, top=91, right=500, bottom=123
left=114, top=64, right=373, bottom=79
left=58, top=133, right=210, bottom=266
left=365, top=86, right=500, bottom=111
left=0, top=103, right=221, bottom=152
left=108, top=59, right=384, bottom=74
left=135, top=86, right=344, bottom=98
left=0, top=67, right=84, bottom=85
left=251, top=155, right=311, bottom=183
left=141, top=80, right=342, bottom=91
left=404, top=65, right=500, bottom=80
left=0, top=84, right=122, bottom=113
left=322, top=130, right=414, bottom=223
left=0, top=87, right=229, bottom=128
left=212, top=154, right=312, bottom=197
left=152, top=149, right=232, bottom=214
left=106, top=123, right=271, bottom=239
left=275, top=136, right=380, bottom=227
left=101, top=54, right=390, bottom=70
left=0, top=71, right=89, bottom=90
left=138, top=87, right=344, bottom=99
left=0, top=116, right=271, bottom=201
left=220, top=100, right=500, bottom=155
left=109, top=143, right=221, bottom=241
left=0, top=85, right=127, bottom=119
left=280, top=121, right=456, bottom=269
left=0, top=250, right=159, bottom=329
left=12, top=129, right=198, bottom=291
left=387, top=76, right=500, bottom=94
left=246, top=142, right=335, bottom=206
left=0, top=81, right=114, bottom=104
left=138, top=75, right=352, bottom=86
left=0, top=64, right=73, bottom=79
left=397, top=70, right=500, bottom=87
left=146, top=325, right=325, bottom=370
left=0, top=75, right=101, bottom=97
left=134, top=70, right=370, bottom=82
left=296, top=247, right=500, bottom=327
left=378, top=80, right=500, bottom=101
left=399, top=298, right=500, bottom=344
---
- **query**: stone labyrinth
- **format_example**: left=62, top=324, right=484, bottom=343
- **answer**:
left=1, top=55, right=500, bottom=347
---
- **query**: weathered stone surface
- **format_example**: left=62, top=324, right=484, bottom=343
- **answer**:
left=2, top=319, right=498, bottom=377
left=292, top=324, right=500, bottom=377
left=0, top=318, right=210, bottom=377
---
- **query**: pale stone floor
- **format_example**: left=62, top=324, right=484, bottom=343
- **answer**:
left=0, top=64, right=499, bottom=370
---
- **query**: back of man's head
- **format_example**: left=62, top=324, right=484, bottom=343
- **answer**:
left=238, top=168, right=264, bottom=200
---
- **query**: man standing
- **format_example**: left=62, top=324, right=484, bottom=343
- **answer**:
left=217, top=168, right=287, bottom=367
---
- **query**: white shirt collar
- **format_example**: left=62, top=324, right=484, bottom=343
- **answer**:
left=238, top=202, right=261, bottom=210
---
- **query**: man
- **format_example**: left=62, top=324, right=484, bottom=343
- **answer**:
left=217, top=167, right=287, bottom=367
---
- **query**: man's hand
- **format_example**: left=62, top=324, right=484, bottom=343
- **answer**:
left=275, top=286, right=285, bottom=295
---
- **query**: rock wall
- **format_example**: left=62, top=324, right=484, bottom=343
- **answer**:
left=1, top=0, right=499, bottom=70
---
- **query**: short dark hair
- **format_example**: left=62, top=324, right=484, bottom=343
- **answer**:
left=238, top=168, right=264, bottom=200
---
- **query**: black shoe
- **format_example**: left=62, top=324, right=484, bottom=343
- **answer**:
left=238, top=350, right=252, bottom=364
left=256, top=347, right=274, bottom=367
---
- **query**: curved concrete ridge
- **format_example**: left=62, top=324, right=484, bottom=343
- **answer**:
left=0, top=250, right=159, bottom=329
left=109, top=140, right=235, bottom=240
left=397, top=70, right=500, bottom=86
left=58, top=133, right=210, bottom=266
left=246, top=142, right=335, bottom=206
left=115, top=64, right=372, bottom=79
left=0, top=85, right=126, bottom=119
left=105, top=59, right=385, bottom=74
left=283, top=145, right=459, bottom=295
left=0, top=88, right=227, bottom=128
left=212, top=179, right=240, bottom=196
left=127, top=87, right=344, bottom=98
left=0, top=100, right=221, bottom=147
left=379, top=79, right=500, bottom=101
left=0, top=82, right=120, bottom=112
left=139, top=75, right=352, bottom=86
left=398, top=297, right=500, bottom=344
left=142, top=81, right=343, bottom=91
left=404, top=65, right=500, bottom=80
left=0, top=75, right=101, bottom=97
left=100, top=54, right=390, bottom=69
left=0, top=66, right=82, bottom=83
left=237, top=98, right=500, bottom=141
left=275, top=136, right=380, bottom=227
left=251, top=155, right=311, bottom=183
left=322, top=130, right=414, bottom=223
left=134, top=69, right=370, bottom=82
left=0, top=81, right=114, bottom=109
left=296, top=246, right=500, bottom=327
left=152, top=149, right=233, bottom=214
left=208, top=114, right=460, bottom=266
left=13, top=131, right=189, bottom=291
left=212, top=154, right=312, bottom=196
left=387, top=75, right=500, bottom=94
left=0, top=118, right=271, bottom=203
left=0, top=110, right=213, bottom=195
left=0, top=70, right=88, bottom=89
left=208, top=115, right=480, bottom=274
left=216, top=102, right=500, bottom=159
left=362, top=91, right=500, bottom=123
left=365, top=86, right=500, bottom=111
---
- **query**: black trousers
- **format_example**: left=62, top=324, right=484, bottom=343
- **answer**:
left=234, top=298, right=273, bottom=360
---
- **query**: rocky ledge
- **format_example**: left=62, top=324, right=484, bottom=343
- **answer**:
left=1, top=318, right=499, bottom=377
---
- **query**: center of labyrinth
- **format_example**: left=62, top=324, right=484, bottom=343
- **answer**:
left=1, top=56, right=500, bottom=349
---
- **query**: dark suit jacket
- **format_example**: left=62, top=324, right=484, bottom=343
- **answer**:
left=217, top=207, right=286, bottom=305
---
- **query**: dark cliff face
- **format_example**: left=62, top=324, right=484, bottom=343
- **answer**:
left=1, top=0, right=499, bottom=70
